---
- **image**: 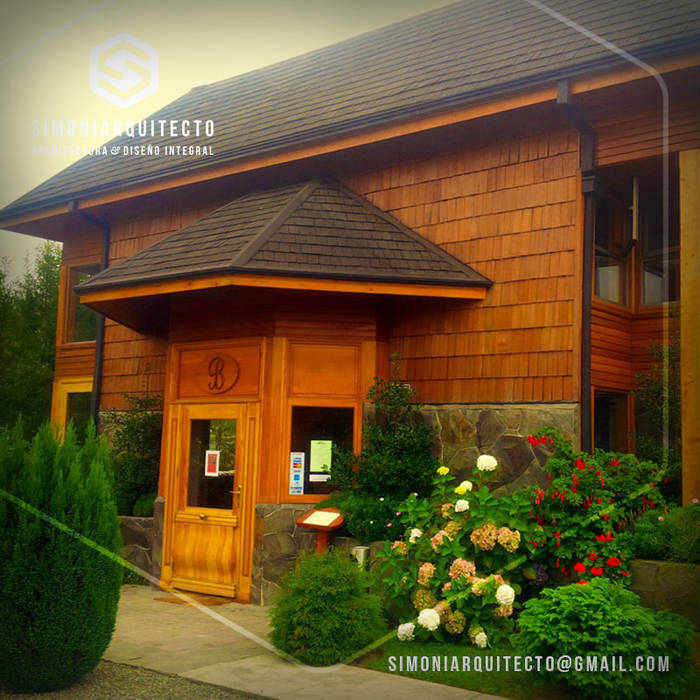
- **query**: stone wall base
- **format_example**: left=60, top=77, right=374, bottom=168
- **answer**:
left=420, top=402, right=579, bottom=494
left=251, top=504, right=317, bottom=605
left=118, top=496, right=163, bottom=584
left=630, top=559, right=700, bottom=628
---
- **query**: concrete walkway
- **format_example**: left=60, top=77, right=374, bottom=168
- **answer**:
left=106, top=585, right=512, bottom=700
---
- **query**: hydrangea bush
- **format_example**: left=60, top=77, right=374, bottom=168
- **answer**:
left=526, top=429, right=668, bottom=584
left=379, top=456, right=540, bottom=647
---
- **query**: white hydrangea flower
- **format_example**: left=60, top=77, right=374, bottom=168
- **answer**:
left=495, top=583, right=515, bottom=606
left=474, top=631, right=488, bottom=648
left=409, top=528, right=422, bottom=543
left=454, top=499, right=470, bottom=513
left=397, top=622, right=415, bottom=641
left=417, top=608, right=441, bottom=631
left=476, top=454, right=498, bottom=471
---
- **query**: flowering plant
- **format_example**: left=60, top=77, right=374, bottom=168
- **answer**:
left=526, top=429, right=667, bottom=584
left=381, top=458, right=541, bottom=646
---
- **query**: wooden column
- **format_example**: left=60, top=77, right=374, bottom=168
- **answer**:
left=680, top=149, right=700, bottom=504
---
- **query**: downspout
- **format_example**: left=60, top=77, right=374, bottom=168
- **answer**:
left=556, top=80, right=596, bottom=451
left=69, top=201, right=110, bottom=428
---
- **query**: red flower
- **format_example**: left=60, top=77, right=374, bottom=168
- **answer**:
left=572, top=487, right=577, bottom=493
left=556, top=541, right=561, bottom=547
left=590, top=567, right=603, bottom=576
left=596, top=498, right=602, bottom=504
left=548, top=437, right=554, bottom=445
left=555, top=531, right=561, bottom=539
left=609, top=498, right=613, bottom=504
left=527, top=435, right=538, bottom=448
left=560, top=493, right=565, bottom=501
left=575, top=458, right=586, bottom=470
left=577, top=580, right=589, bottom=585
left=663, top=477, right=670, bottom=484
left=649, top=483, right=654, bottom=488
left=607, top=557, right=621, bottom=567
left=649, top=500, right=656, bottom=508
left=539, top=436, right=547, bottom=445
left=531, top=540, right=538, bottom=548
left=602, top=514, right=609, bottom=521
left=610, top=457, right=620, bottom=467
left=547, top=473, right=552, bottom=481
left=621, top=570, right=629, bottom=576
left=606, top=532, right=614, bottom=541
left=573, top=562, right=586, bottom=573
left=595, top=534, right=606, bottom=542
left=589, top=552, right=598, bottom=561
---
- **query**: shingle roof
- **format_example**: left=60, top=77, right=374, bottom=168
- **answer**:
left=77, top=179, right=491, bottom=291
left=4, top=0, right=700, bottom=220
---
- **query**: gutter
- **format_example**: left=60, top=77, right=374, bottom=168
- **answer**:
left=556, top=80, right=596, bottom=452
left=68, top=202, right=110, bottom=427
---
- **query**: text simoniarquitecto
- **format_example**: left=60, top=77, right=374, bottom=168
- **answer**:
left=30, top=118, right=216, bottom=157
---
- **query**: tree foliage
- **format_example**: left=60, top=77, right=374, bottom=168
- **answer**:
left=103, top=392, right=163, bottom=515
left=634, top=332, right=681, bottom=500
left=0, top=421, right=122, bottom=692
left=0, top=242, right=61, bottom=436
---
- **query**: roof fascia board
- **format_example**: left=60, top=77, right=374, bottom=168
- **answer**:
left=80, top=272, right=488, bottom=304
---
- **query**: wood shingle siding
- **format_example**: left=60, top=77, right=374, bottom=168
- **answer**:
left=346, top=127, right=581, bottom=404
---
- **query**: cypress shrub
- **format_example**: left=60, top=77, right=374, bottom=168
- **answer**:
left=270, top=550, right=386, bottom=666
left=0, top=421, right=122, bottom=692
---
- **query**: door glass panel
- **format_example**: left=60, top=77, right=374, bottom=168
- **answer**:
left=188, top=419, right=236, bottom=509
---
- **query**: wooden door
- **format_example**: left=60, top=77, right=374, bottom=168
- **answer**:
left=168, top=402, right=250, bottom=597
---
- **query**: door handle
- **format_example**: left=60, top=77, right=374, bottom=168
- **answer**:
left=232, top=483, right=244, bottom=508
left=198, top=513, right=208, bottom=520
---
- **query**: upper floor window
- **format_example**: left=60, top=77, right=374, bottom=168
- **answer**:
left=66, top=264, right=100, bottom=342
left=594, top=195, right=630, bottom=305
left=638, top=177, right=680, bottom=305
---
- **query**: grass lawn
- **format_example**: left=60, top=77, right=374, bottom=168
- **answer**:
left=362, top=639, right=570, bottom=700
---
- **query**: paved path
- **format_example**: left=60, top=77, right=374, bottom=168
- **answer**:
left=106, top=585, right=512, bottom=700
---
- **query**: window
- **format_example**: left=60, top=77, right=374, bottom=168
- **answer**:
left=188, top=419, right=237, bottom=509
left=51, top=377, right=93, bottom=439
left=66, top=264, right=100, bottom=342
left=594, top=195, right=630, bottom=305
left=593, top=390, right=629, bottom=453
left=289, top=406, right=354, bottom=495
left=639, top=177, right=680, bottom=305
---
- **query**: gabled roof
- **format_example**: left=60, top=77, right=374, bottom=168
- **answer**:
left=77, top=179, right=491, bottom=293
left=3, top=0, right=700, bottom=221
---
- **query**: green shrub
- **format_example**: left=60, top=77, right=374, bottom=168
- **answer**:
left=323, top=491, right=402, bottom=544
left=513, top=578, right=694, bottom=699
left=326, top=357, right=439, bottom=542
left=270, top=550, right=386, bottom=665
left=379, top=460, right=539, bottom=642
left=634, top=332, right=681, bottom=502
left=526, top=428, right=667, bottom=583
left=132, top=491, right=157, bottom=517
left=0, top=421, right=122, bottom=692
left=103, top=392, right=163, bottom=515
left=625, top=503, right=700, bottom=564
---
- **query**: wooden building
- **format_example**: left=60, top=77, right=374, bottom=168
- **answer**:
left=1, top=0, right=699, bottom=602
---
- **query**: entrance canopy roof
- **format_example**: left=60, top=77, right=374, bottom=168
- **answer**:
left=78, top=179, right=490, bottom=331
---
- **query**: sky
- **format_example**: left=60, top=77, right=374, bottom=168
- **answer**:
left=0, top=0, right=455, bottom=279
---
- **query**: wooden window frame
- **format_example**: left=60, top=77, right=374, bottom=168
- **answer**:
left=50, top=376, right=93, bottom=438
left=57, top=262, right=101, bottom=347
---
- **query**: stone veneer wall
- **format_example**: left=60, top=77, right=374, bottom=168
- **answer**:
left=251, top=504, right=318, bottom=605
left=118, top=496, right=164, bottom=583
left=421, top=402, right=579, bottom=494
